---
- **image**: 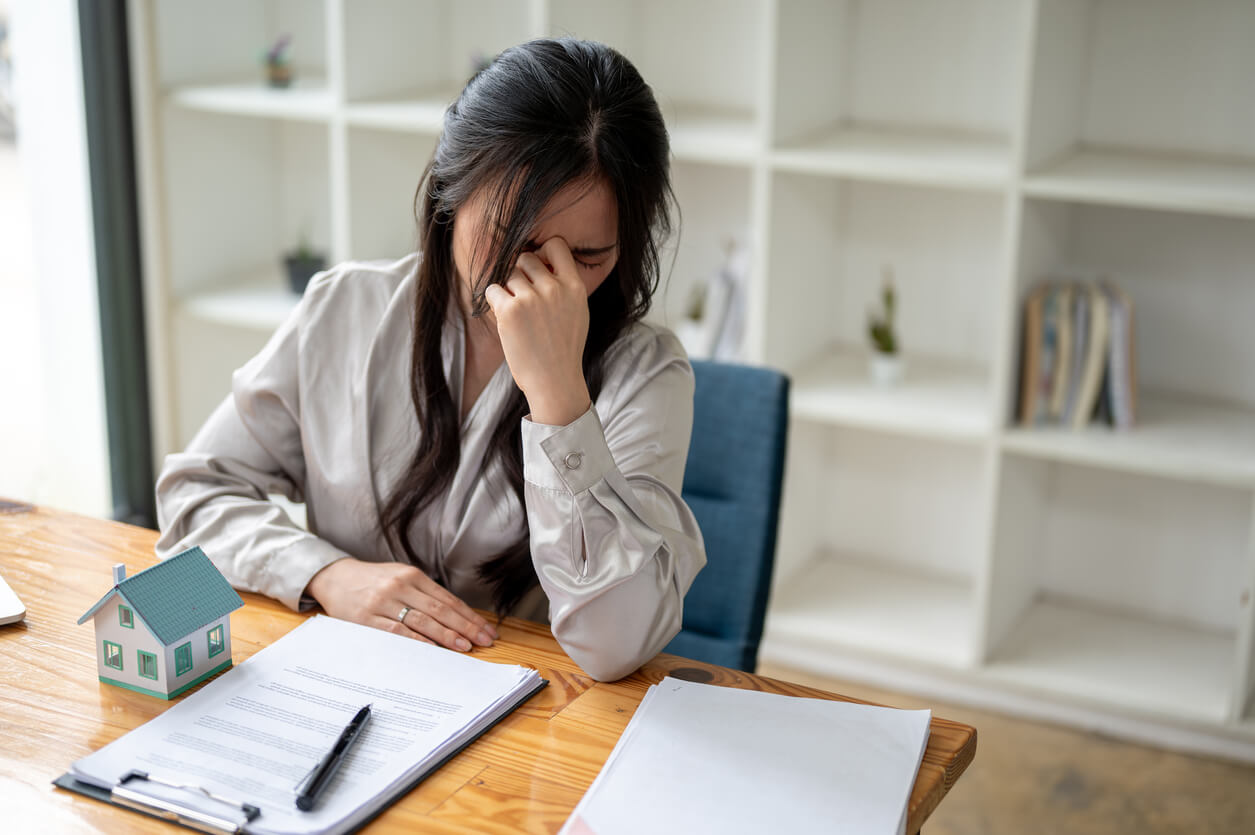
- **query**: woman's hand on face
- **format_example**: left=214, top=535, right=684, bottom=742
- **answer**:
left=305, top=557, right=499, bottom=651
left=483, top=237, right=593, bottom=426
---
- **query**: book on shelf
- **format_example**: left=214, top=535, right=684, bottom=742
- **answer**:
left=1048, top=283, right=1074, bottom=420
left=1102, top=280, right=1137, bottom=429
left=1068, top=283, right=1109, bottom=430
left=1017, top=277, right=1136, bottom=431
left=1061, top=284, right=1090, bottom=423
left=1017, top=283, right=1047, bottom=425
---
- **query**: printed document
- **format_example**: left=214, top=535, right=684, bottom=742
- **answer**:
left=69, top=615, right=544, bottom=835
left=561, top=678, right=931, bottom=835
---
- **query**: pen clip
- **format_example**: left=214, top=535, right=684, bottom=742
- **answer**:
left=112, top=770, right=260, bottom=834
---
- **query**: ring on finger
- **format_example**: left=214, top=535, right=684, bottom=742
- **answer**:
left=397, top=605, right=411, bottom=623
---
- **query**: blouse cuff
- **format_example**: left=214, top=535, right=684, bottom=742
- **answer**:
left=522, top=405, right=616, bottom=495
left=268, top=536, right=348, bottom=611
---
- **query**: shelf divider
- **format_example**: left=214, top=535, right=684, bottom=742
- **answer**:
left=1023, top=146, right=1255, bottom=219
left=764, top=551, right=979, bottom=671
left=1001, top=393, right=1255, bottom=489
left=169, top=79, right=334, bottom=122
left=985, top=598, right=1236, bottom=724
left=772, top=124, right=1012, bottom=190
left=791, top=348, right=992, bottom=442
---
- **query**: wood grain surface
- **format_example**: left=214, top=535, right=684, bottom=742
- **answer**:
left=0, top=503, right=976, bottom=833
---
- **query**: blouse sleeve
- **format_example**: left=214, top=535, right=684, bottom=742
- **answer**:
left=519, top=327, right=706, bottom=681
left=153, top=277, right=347, bottom=610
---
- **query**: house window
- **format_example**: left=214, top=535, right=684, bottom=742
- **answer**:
left=207, top=625, right=225, bottom=658
left=175, top=642, right=193, bottom=676
left=118, top=605, right=134, bottom=628
left=103, top=640, right=123, bottom=671
left=138, top=650, right=158, bottom=680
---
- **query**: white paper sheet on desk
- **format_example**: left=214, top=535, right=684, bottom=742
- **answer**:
left=561, top=678, right=931, bottom=835
left=70, top=615, right=541, bottom=835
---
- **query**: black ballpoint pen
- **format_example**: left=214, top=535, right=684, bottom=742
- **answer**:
left=295, top=704, right=372, bottom=811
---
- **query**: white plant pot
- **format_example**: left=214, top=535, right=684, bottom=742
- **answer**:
left=869, top=352, right=904, bottom=387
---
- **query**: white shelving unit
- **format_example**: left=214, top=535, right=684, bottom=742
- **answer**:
left=129, top=0, right=1255, bottom=761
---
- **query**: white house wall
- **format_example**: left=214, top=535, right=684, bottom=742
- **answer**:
left=92, top=597, right=163, bottom=692
left=93, top=597, right=232, bottom=697
left=160, top=613, right=232, bottom=695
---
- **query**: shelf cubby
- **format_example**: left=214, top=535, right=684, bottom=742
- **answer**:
left=763, top=173, right=1005, bottom=428
left=1023, top=0, right=1255, bottom=218
left=169, top=313, right=282, bottom=448
left=985, top=455, right=1252, bottom=722
left=341, top=0, right=536, bottom=126
left=548, top=0, right=765, bottom=165
left=654, top=160, right=754, bottom=337
left=985, top=599, right=1236, bottom=724
left=160, top=110, right=332, bottom=300
left=346, top=127, right=438, bottom=261
left=1011, top=199, right=1255, bottom=450
left=770, top=0, right=1024, bottom=187
left=766, top=550, right=979, bottom=670
left=153, top=0, right=328, bottom=90
left=764, top=427, right=989, bottom=669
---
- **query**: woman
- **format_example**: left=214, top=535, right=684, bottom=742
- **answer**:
left=155, top=38, right=706, bottom=682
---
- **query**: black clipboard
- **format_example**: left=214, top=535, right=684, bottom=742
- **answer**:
left=54, top=677, right=548, bottom=835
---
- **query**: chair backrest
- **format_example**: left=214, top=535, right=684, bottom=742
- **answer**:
left=664, top=359, right=790, bottom=672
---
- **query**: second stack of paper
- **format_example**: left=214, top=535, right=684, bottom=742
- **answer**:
left=562, top=677, right=931, bottom=835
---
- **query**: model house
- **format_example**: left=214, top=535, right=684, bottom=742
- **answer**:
left=76, top=546, right=243, bottom=699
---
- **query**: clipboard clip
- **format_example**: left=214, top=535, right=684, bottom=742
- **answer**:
left=111, top=769, right=261, bottom=834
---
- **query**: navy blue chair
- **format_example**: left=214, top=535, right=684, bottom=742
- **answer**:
left=664, top=359, right=790, bottom=672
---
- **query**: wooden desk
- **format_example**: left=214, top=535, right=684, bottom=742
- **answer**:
left=0, top=502, right=976, bottom=833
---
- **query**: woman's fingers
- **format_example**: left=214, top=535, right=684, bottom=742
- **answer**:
left=535, top=237, right=581, bottom=287
left=398, top=605, right=474, bottom=650
left=406, top=572, right=494, bottom=642
left=305, top=557, right=498, bottom=654
left=407, top=581, right=497, bottom=647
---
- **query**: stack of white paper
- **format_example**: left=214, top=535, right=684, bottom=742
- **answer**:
left=562, top=678, right=931, bottom=835
left=69, top=615, right=544, bottom=835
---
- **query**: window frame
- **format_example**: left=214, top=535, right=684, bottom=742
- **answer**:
left=103, top=640, right=123, bottom=670
left=207, top=624, right=225, bottom=658
left=118, top=604, right=134, bottom=628
left=137, top=649, right=158, bottom=680
left=174, top=641, right=193, bottom=676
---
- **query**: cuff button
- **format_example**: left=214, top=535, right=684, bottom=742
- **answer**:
left=563, top=452, right=583, bottom=470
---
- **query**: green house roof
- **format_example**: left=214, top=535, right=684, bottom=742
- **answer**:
left=77, top=547, right=243, bottom=645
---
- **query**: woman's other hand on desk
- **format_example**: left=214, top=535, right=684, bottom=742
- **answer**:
left=305, top=558, right=498, bottom=652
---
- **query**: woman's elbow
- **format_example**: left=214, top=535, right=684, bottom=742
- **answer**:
left=574, top=652, right=645, bottom=683
left=560, top=617, right=682, bottom=682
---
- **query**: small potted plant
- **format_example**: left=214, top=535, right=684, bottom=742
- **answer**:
left=867, top=268, right=903, bottom=386
left=284, top=233, right=326, bottom=295
left=263, top=34, right=293, bottom=88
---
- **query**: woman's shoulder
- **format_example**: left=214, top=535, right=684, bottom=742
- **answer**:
left=601, top=320, right=695, bottom=398
left=299, top=253, right=420, bottom=326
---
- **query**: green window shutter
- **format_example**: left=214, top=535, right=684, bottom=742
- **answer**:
left=175, top=642, right=193, bottom=676
left=103, top=640, right=123, bottom=670
left=207, top=625, right=225, bottom=658
left=137, top=650, right=158, bottom=680
left=119, top=605, right=134, bottom=628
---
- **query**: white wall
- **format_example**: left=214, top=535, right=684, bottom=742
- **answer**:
left=1, top=0, right=110, bottom=516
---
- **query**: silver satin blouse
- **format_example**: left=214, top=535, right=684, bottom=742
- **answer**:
left=154, top=253, right=706, bottom=681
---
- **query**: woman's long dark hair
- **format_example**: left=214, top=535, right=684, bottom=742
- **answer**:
left=380, top=38, right=675, bottom=616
